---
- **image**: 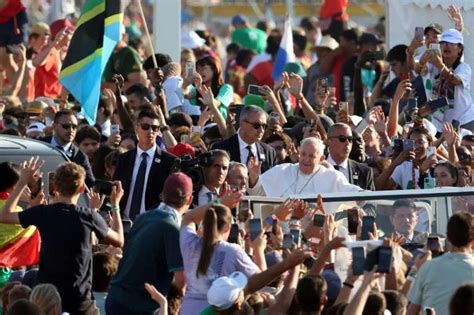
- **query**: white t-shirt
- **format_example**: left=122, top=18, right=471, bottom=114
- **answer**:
left=391, top=160, right=419, bottom=189
left=163, top=76, right=184, bottom=111
left=427, top=62, right=474, bottom=131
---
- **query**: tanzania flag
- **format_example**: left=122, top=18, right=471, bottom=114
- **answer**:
left=60, top=0, right=129, bottom=125
left=0, top=200, right=40, bottom=268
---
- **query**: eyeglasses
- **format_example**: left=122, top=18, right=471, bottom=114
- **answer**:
left=140, top=123, right=159, bottom=132
left=330, top=135, right=354, bottom=143
left=60, top=123, right=78, bottom=130
left=244, top=120, right=267, bottom=130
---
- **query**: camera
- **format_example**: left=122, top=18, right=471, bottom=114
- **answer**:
left=172, top=153, right=213, bottom=188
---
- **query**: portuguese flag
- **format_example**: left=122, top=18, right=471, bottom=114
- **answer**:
left=0, top=198, right=40, bottom=268
left=60, top=0, right=129, bottom=125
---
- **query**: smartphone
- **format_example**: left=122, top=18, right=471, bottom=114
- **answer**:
left=407, top=98, right=418, bottom=114
left=361, top=216, right=375, bottom=241
left=110, top=124, right=120, bottom=135
left=400, top=72, right=410, bottom=81
left=377, top=246, right=393, bottom=273
left=424, top=176, right=436, bottom=189
left=354, top=119, right=369, bottom=135
left=48, top=172, right=56, bottom=197
left=427, top=146, right=436, bottom=157
left=283, top=234, right=294, bottom=249
left=452, top=119, right=460, bottom=132
left=185, top=61, right=195, bottom=77
left=269, top=112, right=280, bottom=123
left=272, top=218, right=279, bottom=235
left=427, top=236, right=439, bottom=252
left=290, top=229, right=301, bottom=246
left=412, top=248, right=426, bottom=261
left=415, top=27, right=424, bottom=40
left=352, top=247, right=366, bottom=276
left=29, top=177, right=42, bottom=198
left=93, top=180, right=115, bottom=196
left=313, top=214, right=326, bottom=228
left=429, top=43, right=441, bottom=54
left=238, top=201, right=250, bottom=222
left=347, top=208, right=359, bottom=234
left=369, top=50, right=385, bottom=61
left=317, top=78, right=328, bottom=93
left=429, top=97, right=449, bottom=111
left=303, top=256, right=316, bottom=269
left=249, top=219, right=262, bottom=241
left=339, top=101, right=349, bottom=113
left=228, top=224, right=240, bottom=244
left=248, top=84, right=263, bottom=96
left=122, top=219, right=132, bottom=234
left=403, top=139, right=415, bottom=151
left=191, top=126, right=201, bottom=143
left=393, top=138, right=403, bottom=154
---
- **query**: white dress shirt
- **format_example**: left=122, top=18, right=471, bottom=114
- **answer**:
left=327, top=154, right=350, bottom=181
left=51, top=136, right=73, bottom=154
left=238, top=132, right=257, bottom=164
left=124, top=144, right=157, bottom=218
left=197, top=185, right=220, bottom=207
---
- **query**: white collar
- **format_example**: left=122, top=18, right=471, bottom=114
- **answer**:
left=157, top=202, right=181, bottom=224
left=51, top=136, right=72, bottom=152
left=199, top=185, right=220, bottom=195
left=136, top=144, right=157, bottom=159
left=237, top=131, right=256, bottom=151
left=327, top=154, right=349, bottom=169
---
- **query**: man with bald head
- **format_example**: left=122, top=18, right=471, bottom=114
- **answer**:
left=247, top=137, right=361, bottom=211
left=326, top=123, right=375, bottom=190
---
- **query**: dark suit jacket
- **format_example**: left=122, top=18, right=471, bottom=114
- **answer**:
left=114, top=147, right=177, bottom=218
left=212, top=134, right=277, bottom=173
left=40, top=136, right=95, bottom=188
left=348, top=159, right=375, bottom=191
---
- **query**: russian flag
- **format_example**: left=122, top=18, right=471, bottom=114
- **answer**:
left=272, top=17, right=295, bottom=81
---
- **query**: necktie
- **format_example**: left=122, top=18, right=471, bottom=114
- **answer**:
left=130, top=152, right=148, bottom=220
left=246, top=145, right=255, bottom=164
left=334, top=165, right=340, bottom=171
left=206, top=191, right=213, bottom=202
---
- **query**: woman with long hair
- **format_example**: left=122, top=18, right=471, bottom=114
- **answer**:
left=433, top=161, right=458, bottom=187
left=179, top=204, right=264, bottom=315
left=185, top=55, right=234, bottom=120
left=30, top=284, right=62, bottom=315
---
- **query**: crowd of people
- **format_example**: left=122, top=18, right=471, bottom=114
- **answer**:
left=1, top=0, right=474, bottom=314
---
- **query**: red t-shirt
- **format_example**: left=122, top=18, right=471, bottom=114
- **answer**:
left=34, top=51, right=62, bottom=98
left=250, top=61, right=274, bottom=88
left=320, top=0, right=349, bottom=21
left=0, top=0, right=25, bottom=23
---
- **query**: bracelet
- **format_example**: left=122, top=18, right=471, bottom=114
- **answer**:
left=343, top=282, right=354, bottom=289
left=110, top=205, right=120, bottom=213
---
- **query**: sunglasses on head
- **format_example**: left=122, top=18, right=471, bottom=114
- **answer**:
left=331, top=135, right=354, bottom=143
left=140, top=123, right=159, bottom=132
left=60, top=123, right=78, bottom=130
left=244, top=120, right=267, bottom=130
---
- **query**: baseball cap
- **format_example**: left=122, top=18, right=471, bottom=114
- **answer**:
left=284, top=62, right=307, bottom=78
left=30, top=23, right=50, bottom=37
left=26, top=122, right=46, bottom=135
left=242, top=95, right=265, bottom=109
left=440, top=28, right=464, bottom=45
left=231, top=15, right=247, bottom=26
left=50, top=18, right=75, bottom=40
left=207, top=272, right=248, bottom=310
left=167, top=143, right=196, bottom=158
left=359, top=32, right=383, bottom=45
left=314, top=35, right=339, bottom=51
left=424, top=23, right=443, bottom=35
left=181, top=30, right=206, bottom=49
left=162, top=172, right=193, bottom=198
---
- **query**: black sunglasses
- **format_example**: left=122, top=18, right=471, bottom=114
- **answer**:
left=140, top=123, right=159, bottom=132
left=331, top=135, right=354, bottom=143
left=60, top=123, right=78, bottom=130
left=244, top=120, right=267, bottom=130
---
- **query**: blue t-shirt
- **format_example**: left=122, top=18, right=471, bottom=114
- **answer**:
left=108, top=208, right=183, bottom=312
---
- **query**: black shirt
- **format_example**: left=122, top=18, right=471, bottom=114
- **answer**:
left=18, top=203, right=109, bottom=312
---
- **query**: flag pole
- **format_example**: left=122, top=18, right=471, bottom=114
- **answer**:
left=137, top=0, right=157, bottom=68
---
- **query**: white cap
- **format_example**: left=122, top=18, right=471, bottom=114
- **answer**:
left=207, top=272, right=248, bottom=310
left=26, top=122, right=46, bottom=135
left=34, top=96, right=55, bottom=107
left=440, top=28, right=464, bottom=45
left=315, top=35, right=339, bottom=50
left=181, top=30, right=206, bottom=49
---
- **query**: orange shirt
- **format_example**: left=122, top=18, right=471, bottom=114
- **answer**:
left=320, top=0, right=349, bottom=21
left=34, top=51, right=62, bottom=99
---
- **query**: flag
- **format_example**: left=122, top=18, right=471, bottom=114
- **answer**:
left=0, top=200, right=40, bottom=268
left=60, top=0, right=129, bottom=125
left=272, top=17, right=295, bottom=81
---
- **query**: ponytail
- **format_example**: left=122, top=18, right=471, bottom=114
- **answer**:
left=196, top=205, right=233, bottom=277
